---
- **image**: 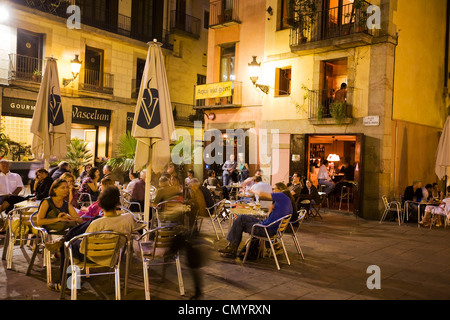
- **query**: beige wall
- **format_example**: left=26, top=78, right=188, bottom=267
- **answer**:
left=392, top=0, right=448, bottom=128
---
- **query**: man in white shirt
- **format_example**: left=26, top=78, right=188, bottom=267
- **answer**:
left=0, top=159, right=26, bottom=213
left=249, top=176, right=273, bottom=209
left=317, top=160, right=335, bottom=195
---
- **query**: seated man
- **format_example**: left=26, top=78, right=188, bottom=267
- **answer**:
left=403, top=180, right=423, bottom=222
left=222, top=155, right=237, bottom=187
left=218, top=190, right=292, bottom=259
left=250, top=176, right=273, bottom=210
left=317, top=160, right=335, bottom=195
left=287, top=172, right=303, bottom=199
left=0, top=159, right=26, bottom=214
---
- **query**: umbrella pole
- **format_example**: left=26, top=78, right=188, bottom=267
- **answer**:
left=144, top=155, right=152, bottom=230
left=44, top=159, right=50, bottom=171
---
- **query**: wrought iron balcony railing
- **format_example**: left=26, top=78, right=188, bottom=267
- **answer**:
left=306, top=88, right=354, bottom=122
left=290, top=1, right=373, bottom=47
left=172, top=102, right=202, bottom=126
left=80, top=69, right=114, bottom=95
left=170, top=10, right=201, bottom=39
left=209, top=0, right=240, bottom=28
left=11, top=0, right=173, bottom=50
left=8, top=53, right=44, bottom=83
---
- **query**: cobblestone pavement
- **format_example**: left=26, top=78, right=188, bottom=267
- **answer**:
left=1, top=209, right=450, bottom=301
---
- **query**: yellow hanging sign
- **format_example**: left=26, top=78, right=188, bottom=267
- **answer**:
left=195, top=81, right=232, bottom=99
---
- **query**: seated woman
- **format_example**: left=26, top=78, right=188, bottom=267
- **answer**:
left=218, top=189, right=293, bottom=258
left=60, top=172, right=79, bottom=209
left=79, top=166, right=100, bottom=202
left=129, top=173, right=145, bottom=213
left=78, top=178, right=115, bottom=221
left=47, top=185, right=136, bottom=292
left=78, top=164, right=92, bottom=183
left=32, top=168, right=54, bottom=200
left=36, top=178, right=83, bottom=233
left=420, top=186, right=450, bottom=227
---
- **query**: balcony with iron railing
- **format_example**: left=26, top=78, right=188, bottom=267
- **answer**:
left=194, top=81, right=242, bottom=109
left=79, top=69, right=114, bottom=95
left=289, top=1, right=374, bottom=54
left=306, top=88, right=355, bottom=125
left=170, top=10, right=201, bottom=39
left=10, top=0, right=173, bottom=50
left=209, top=0, right=240, bottom=29
left=172, top=102, right=203, bottom=127
left=8, top=53, right=44, bottom=84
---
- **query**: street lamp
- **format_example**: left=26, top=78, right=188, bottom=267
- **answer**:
left=248, top=56, right=269, bottom=94
left=63, top=54, right=82, bottom=86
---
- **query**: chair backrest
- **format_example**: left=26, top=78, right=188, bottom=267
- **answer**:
left=381, top=195, right=389, bottom=209
left=138, top=226, right=179, bottom=260
left=155, top=200, right=186, bottom=226
left=78, top=193, right=93, bottom=207
left=276, top=214, right=293, bottom=236
left=69, top=231, right=128, bottom=269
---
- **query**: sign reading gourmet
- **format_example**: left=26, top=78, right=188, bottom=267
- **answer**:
left=2, top=97, right=36, bottom=118
left=72, top=105, right=111, bottom=125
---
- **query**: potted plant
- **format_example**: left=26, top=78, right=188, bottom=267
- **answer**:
left=32, top=69, right=41, bottom=81
left=288, top=0, right=318, bottom=44
left=106, top=131, right=137, bottom=172
left=66, top=138, right=94, bottom=177
left=330, top=101, right=347, bottom=124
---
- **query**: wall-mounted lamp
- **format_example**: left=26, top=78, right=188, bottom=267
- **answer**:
left=201, top=110, right=216, bottom=121
left=63, top=54, right=82, bottom=87
left=248, top=56, right=269, bottom=94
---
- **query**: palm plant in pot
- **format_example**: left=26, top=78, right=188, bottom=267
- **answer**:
left=106, top=131, right=137, bottom=172
left=66, top=138, right=93, bottom=177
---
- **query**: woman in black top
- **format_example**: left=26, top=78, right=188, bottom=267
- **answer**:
left=33, top=168, right=54, bottom=200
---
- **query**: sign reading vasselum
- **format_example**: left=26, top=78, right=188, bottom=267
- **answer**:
left=195, top=81, right=233, bottom=100
left=72, top=105, right=111, bottom=125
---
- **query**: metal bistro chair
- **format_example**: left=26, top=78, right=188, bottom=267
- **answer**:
left=379, top=195, right=403, bottom=226
left=289, top=209, right=307, bottom=260
left=77, top=192, right=93, bottom=208
left=26, top=211, right=71, bottom=285
left=137, top=225, right=185, bottom=300
left=197, top=199, right=228, bottom=240
left=153, top=200, right=186, bottom=229
left=2, top=205, right=39, bottom=270
left=121, top=196, right=143, bottom=220
left=59, top=231, right=129, bottom=300
left=242, top=214, right=292, bottom=270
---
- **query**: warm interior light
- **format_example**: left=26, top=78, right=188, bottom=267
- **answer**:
left=327, top=154, right=341, bottom=162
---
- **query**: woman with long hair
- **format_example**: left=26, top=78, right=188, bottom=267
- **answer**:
left=36, top=178, right=82, bottom=232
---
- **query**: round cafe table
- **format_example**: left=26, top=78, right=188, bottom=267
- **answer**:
left=229, top=205, right=268, bottom=228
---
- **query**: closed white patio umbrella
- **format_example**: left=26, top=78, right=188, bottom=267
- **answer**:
left=30, top=57, right=67, bottom=169
left=132, top=40, right=176, bottom=226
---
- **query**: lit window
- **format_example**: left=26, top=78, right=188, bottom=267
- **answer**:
left=275, top=67, right=291, bottom=96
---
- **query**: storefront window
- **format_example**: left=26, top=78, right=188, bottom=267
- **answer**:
left=1, top=116, right=33, bottom=146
